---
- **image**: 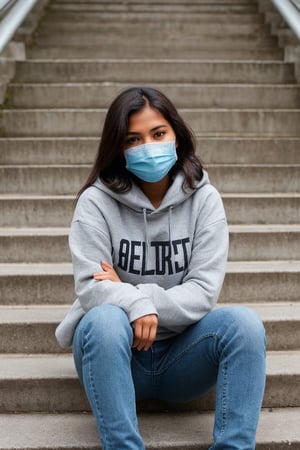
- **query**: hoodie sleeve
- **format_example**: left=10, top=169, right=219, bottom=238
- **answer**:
left=69, top=196, right=158, bottom=323
left=135, top=189, right=229, bottom=333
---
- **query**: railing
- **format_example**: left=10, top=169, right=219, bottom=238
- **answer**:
left=271, top=0, right=300, bottom=41
left=291, top=0, right=300, bottom=11
left=0, top=0, right=39, bottom=55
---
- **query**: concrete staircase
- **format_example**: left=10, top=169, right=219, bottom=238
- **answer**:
left=0, top=0, right=300, bottom=448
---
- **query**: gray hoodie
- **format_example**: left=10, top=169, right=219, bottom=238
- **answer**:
left=55, top=170, right=228, bottom=348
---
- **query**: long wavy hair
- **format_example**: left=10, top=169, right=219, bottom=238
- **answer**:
left=77, top=86, right=204, bottom=198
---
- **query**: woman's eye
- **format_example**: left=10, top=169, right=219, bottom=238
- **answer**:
left=154, top=131, right=165, bottom=139
left=125, top=136, right=139, bottom=146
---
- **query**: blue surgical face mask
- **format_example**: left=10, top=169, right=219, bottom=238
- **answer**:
left=124, top=141, right=177, bottom=183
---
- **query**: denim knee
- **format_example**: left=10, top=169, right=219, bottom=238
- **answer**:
left=76, top=304, right=133, bottom=351
left=222, top=305, right=266, bottom=353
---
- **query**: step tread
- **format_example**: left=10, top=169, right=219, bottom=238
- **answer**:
left=0, top=227, right=69, bottom=236
left=2, top=110, right=300, bottom=138
left=9, top=82, right=300, bottom=87
left=226, top=260, right=300, bottom=273
left=7, top=83, right=300, bottom=109
left=2, top=107, right=300, bottom=112
left=14, top=59, right=295, bottom=77
left=229, top=224, right=300, bottom=232
left=0, top=262, right=72, bottom=275
left=43, top=10, right=264, bottom=17
left=14, top=58, right=292, bottom=63
left=0, top=260, right=299, bottom=275
left=0, top=408, right=299, bottom=450
left=223, top=303, right=300, bottom=321
left=1, top=136, right=300, bottom=141
left=0, top=194, right=76, bottom=199
left=1, top=224, right=300, bottom=236
left=0, top=303, right=299, bottom=323
left=0, top=193, right=300, bottom=199
left=0, top=350, right=299, bottom=379
left=27, top=47, right=283, bottom=56
left=222, top=192, right=300, bottom=198
left=1, top=163, right=300, bottom=168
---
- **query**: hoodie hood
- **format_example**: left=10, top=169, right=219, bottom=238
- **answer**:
left=92, top=170, right=210, bottom=213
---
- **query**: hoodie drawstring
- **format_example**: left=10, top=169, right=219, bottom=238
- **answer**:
left=143, top=208, right=150, bottom=269
left=142, top=206, right=174, bottom=271
left=168, top=206, right=173, bottom=251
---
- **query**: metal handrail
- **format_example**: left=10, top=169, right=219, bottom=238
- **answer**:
left=0, top=0, right=14, bottom=10
left=0, top=0, right=39, bottom=55
left=0, top=0, right=16, bottom=21
left=291, top=0, right=300, bottom=11
left=271, top=0, right=300, bottom=41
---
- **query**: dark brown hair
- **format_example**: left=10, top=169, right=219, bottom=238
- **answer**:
left=77, top=86, right=204, bottom=198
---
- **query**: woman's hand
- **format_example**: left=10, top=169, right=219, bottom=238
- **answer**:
left=93, top=261, right=121, bottom=282
left=94, top=262, right=157, bottom=350
left=132, top=314, right=158, bottom=351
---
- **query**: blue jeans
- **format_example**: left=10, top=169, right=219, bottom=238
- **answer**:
left=73, top=305, right=266, bottom=450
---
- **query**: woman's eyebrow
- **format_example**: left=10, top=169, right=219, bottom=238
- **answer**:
left=151, top=125, right=167, bottom=131
left=126, top=125, right=167, bottom=136
left=126, top=131, right=140, bottom=136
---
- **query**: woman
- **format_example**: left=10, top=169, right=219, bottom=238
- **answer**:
left=56, top=87, right=266, bottom=450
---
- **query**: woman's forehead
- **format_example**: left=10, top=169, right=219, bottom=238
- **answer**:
left=128, top=106, right=170, bottom=133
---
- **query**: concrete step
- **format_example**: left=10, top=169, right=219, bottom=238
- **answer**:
left=1, top=226, right=299, bottom=263
left=0, top=195, right=75, bottom=227
left=51, top=0, right=256, bottom=4
left=43, top=10, right=266, bottom=25
left=14, top=60, right=296, bottom=84
left=198, top=137, right=300, bottom=164
left=0, top=263, right=73, bottom=305
left=48, top=2, right=258, bottom=13
left=6, top=83, right=300, bottom=109
left=0, top=301, right=299, bottom=353
left=208, top=165, right=300, bottom=193
left=229, top=225, right=300, bottom=261
left=57, top=0, right=254, bottom=2
left=0, top=228, right=71, bottom=263
left=0, top=408, right=299, bottom=449
left=222, top=193, right=300, bottom=225
left=276, top=27, right=300, bottom=46
left=0, top=193, right=299, bottom=227
left=0, top=345, right=299, bottom=408
left=0, top=261, right=298, bottom=306
left=1, top=137, right=299, bottom=165
left=264, top=9, right=282, bottom=25
left=51, top=0, right=256, bottom=6
left=0, top=407, right=294, bottom=450
left=26, top=45, right=283, bottom=60
left=0, top=165, right=299, bottom=194
left=220, top=261, right=300, bottom=304
left=37, top=17, right=271, bottom=30
left=38, top=21, right=270, bottom=35
left=1, top=109, right=300, bottom=137
left=34, top=31, right=277, bottom=48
